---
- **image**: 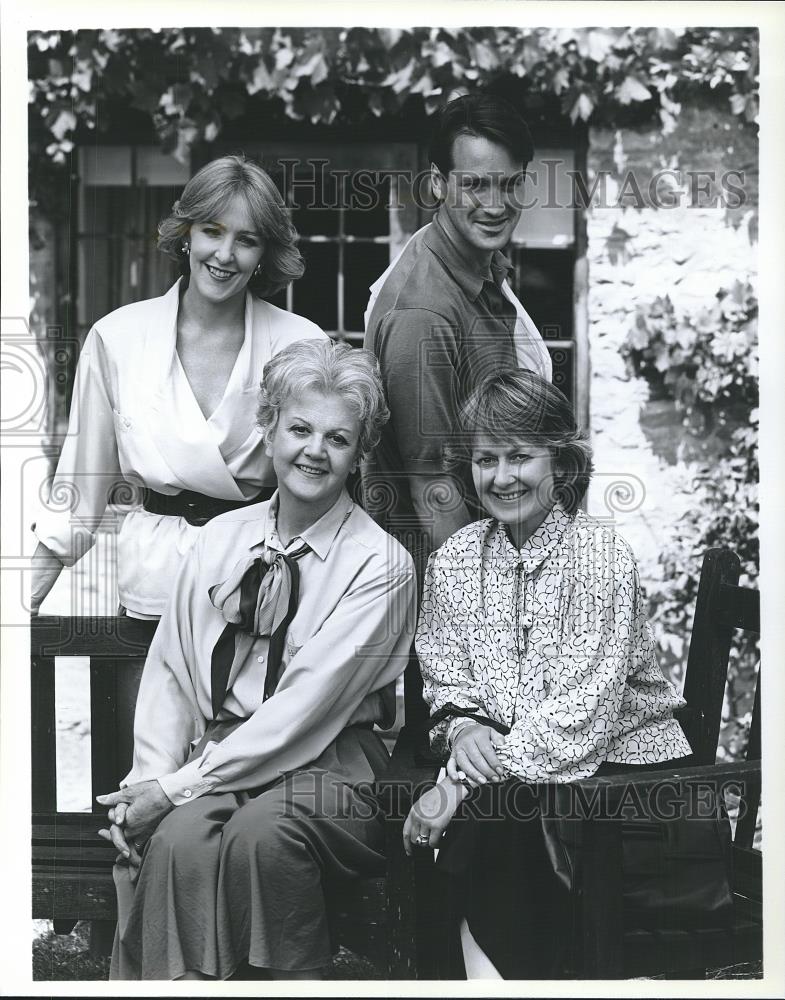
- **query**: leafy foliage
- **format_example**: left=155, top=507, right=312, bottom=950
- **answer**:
left=621, top=281, right=759, bottom=760
left=621, top=281, right=758, bottom=422
left=28, top=26, right=759, bottom=167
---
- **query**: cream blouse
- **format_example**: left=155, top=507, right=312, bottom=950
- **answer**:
left=33, top=280, right=325, bottom=615
left=122, top=490, right=417, bottom=804
left=416, top=505, right=692, bottom=782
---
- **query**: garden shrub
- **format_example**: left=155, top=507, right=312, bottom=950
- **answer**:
left=621, top=279, right=758, bottom=760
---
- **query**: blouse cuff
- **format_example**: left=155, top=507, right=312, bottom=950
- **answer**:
left=32, top=510, right=97, bottom=567
left=446, top=717, right=476, bottom=748
left=156, top=755, right=219, bottom=806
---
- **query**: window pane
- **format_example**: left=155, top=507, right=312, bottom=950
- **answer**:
left=79, top=237, right=113, bottom=325
left=344, top=175, right=390, bottom=237
left=511, top=247, right=575, bottom=340
left=343, top=243, right=390, bottom=333
left=290, top=168, right=340, bottom=237
left=79, top=186, right=181, bottom=328
left=291, top=241, right=338, bottom=331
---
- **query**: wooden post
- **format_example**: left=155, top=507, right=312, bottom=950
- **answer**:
left=682, top=549, right=740, bottom=763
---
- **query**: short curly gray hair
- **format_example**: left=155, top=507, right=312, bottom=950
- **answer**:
left=257, top=339, right=390, bottom=459
left=157, top=154, right=304, bottom=298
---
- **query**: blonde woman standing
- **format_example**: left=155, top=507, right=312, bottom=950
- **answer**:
left=32, top=154, right=324, bottom=618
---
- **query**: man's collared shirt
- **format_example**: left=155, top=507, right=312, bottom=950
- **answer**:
left=363, top=209, right=551, bottom=541
left=122, top=490, right=417, bottom=805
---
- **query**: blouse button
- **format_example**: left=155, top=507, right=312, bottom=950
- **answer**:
left=257, top=655, right=265, bottom=663
left=183, top=789, right=192, bottom=798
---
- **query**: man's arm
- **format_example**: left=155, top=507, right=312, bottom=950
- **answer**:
left=407, top=473, right=473, bottom=554
left=375, top=307, right=474, bottom=552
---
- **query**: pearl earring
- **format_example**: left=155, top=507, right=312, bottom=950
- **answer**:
left=181, top=241, right=190, bottom=254
left=253, top=264, right=262, bottom=277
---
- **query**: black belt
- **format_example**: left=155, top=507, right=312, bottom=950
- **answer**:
left=142, top=487, right=275, bottom=527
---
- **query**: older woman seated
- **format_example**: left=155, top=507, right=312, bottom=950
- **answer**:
left=404, top=370, right=700, bottom=979
left=97, top=339, right=417, bottom=980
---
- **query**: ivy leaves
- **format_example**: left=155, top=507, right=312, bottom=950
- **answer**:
left=622, top=280, right=759, bottom=702
left=28, top=26, right=759, bottom=167
left=621, top=280, right=758, bottom=421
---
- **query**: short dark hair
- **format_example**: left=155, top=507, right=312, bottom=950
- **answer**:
left=450, top=369, right=593, bottom=515
left=158, top=154, right=304, bottom=298
left=428, top=93, right=535, bottom=176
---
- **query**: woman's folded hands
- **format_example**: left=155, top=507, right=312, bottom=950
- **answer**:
left=96, top=780, right=175, bottom=882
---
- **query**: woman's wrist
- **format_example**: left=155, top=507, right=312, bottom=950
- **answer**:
left=448, top=718, right=478, bottom=750
left=442, top=772, right=470, bottom=800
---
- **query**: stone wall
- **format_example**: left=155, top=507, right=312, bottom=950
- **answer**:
left=584, top=110, right=757, bottom=596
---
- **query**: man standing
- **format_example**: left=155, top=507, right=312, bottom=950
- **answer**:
left=363, top=93, right=551, bottom=568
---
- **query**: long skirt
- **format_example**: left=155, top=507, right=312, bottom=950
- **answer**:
left=110, top=723, right=389, bottom=980
left=434, top=755, right=710, bottom=979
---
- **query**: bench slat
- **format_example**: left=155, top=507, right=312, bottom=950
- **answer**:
left=31, top=655, right=57, bottom=813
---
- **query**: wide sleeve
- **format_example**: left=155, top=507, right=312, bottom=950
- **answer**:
left=121, top=541, right=205, bottom=786
left=33, top=329, right=123, bottom=566
left=157, top=556, right=418, bottom=804
left=416, top=549, right=488, bottom=755
left=497, top=532, right=656, bottom=782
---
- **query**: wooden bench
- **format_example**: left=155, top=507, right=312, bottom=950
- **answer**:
left=31, top=547, right=762, bottom=978
left=31, top=615, right=439, bottom=975
left=568, top=547, right=762, bottom=977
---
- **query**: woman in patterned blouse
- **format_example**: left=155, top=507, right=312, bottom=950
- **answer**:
left=403, top=369, right=693, bottom=979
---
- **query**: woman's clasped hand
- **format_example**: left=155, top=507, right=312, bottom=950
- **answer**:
left=447, top=722, right=507, bottom=785
left=402, top=774, right=469, bottom=854
left=97, top=782, right=174, bottom=881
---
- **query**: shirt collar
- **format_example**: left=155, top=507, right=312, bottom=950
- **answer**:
left=490, top=503, right=572, bottom=574
left=425, top=209, right=513, bottom=302
left=260, top=489, right=355, bottom=561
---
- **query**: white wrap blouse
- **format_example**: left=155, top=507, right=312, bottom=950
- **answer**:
left=33, top=280, right=325, bottom=615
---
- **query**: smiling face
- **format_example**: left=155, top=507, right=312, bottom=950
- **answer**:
left=265, top=388, right=362, bottom=527
left=471, top=435, right=556, bottom=547
left=187, top=195, right=265, bottom=306
left=432, top=133, right=526, bottom=262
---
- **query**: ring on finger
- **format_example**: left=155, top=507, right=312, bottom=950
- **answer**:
left=415, top=834, right=430, bottom=845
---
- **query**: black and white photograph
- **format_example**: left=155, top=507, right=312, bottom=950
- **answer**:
left=1, top=1, right=783, bottom=992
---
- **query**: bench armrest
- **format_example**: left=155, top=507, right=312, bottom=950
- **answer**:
left=570, top=759, right=761, bottom=809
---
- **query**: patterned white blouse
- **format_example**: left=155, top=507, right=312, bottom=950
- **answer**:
left=416, top=504, right=692, bottom=782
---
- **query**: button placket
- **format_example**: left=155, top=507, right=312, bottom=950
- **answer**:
left=512, top=561, right=532, bottom=721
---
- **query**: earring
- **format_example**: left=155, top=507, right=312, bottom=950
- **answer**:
left=181, top=241, right=190, bottom=254
left=253, top=263, right=262, bottom=277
